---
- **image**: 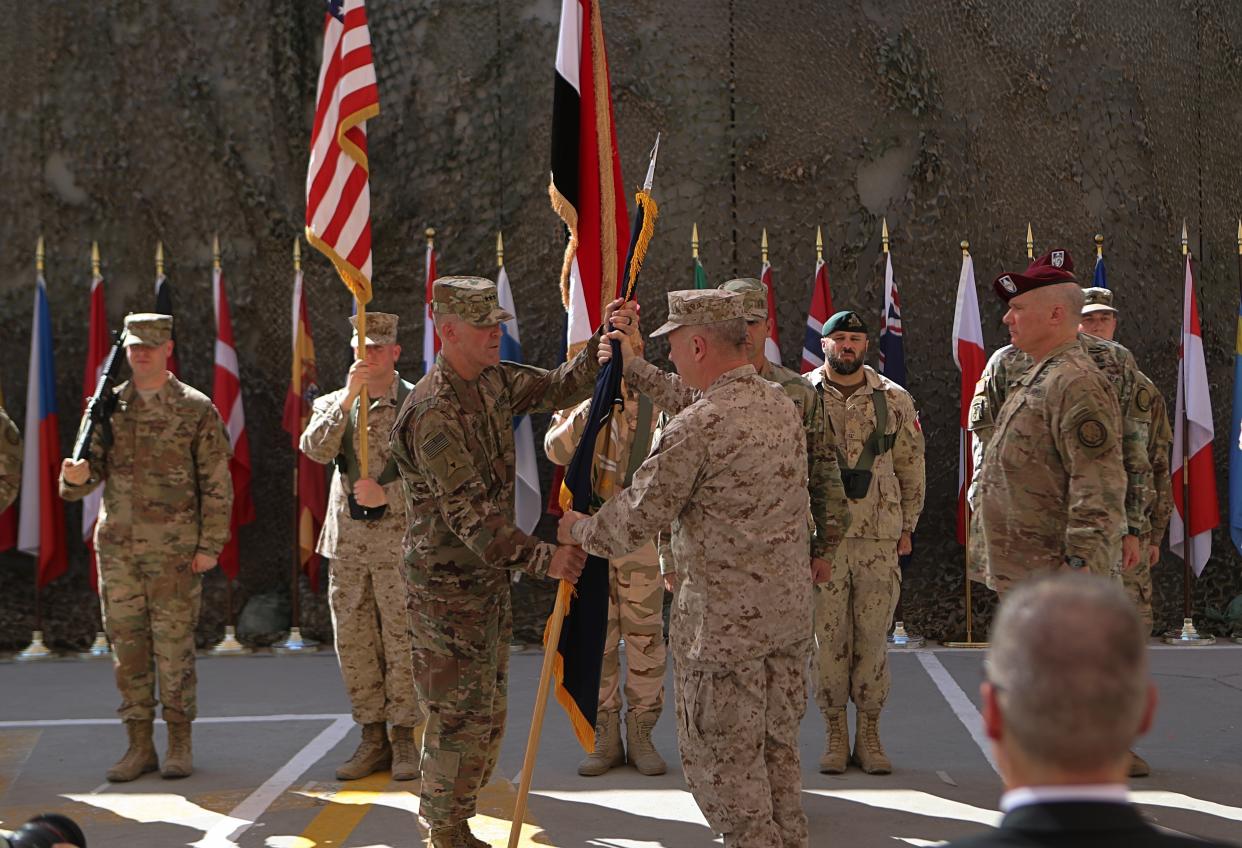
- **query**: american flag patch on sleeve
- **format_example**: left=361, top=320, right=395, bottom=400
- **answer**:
left=422, top=431, right=450, bottom=460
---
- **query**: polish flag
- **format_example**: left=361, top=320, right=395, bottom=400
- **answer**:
left=212, top=264, right=254, bottom=579
left=952, top=250, right=986, bottom=545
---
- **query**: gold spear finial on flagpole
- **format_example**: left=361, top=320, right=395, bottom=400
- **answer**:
left=816, top=226, right=824, bottom=263
left=496, top=230, right=504, bottom=269
left=961, top=239, right=970, bottom=257
left=36, top=236, right=45, bottom=274
left=1026, top=222, right=1034, bottom=259
left=426, top=226, right=436, bottom=251
left=156, top=241, right=165, bottom=277
left=882, top=218, right=890, bottom=254
left=213, top=234, right=221, bottom=271
left=91, top=241, right=101, bottom=277
left=761, top=228, right=769, bottom=264
left=293, top=237, right=301, bottom=271
left=692, top=223, right=699, bottom=260
left=1095, top=233, right=1104, bottom=260
left=1181, top=220, right=1188, bottom=256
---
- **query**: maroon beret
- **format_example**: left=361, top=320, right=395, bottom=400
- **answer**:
left=992, top=248, right=1079, bottom=303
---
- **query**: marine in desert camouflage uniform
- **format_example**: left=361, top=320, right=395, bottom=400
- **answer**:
left=0, top=405, right=19, bottom=511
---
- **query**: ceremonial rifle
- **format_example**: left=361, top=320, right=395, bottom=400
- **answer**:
left=73, top=329, right=127, bottom=461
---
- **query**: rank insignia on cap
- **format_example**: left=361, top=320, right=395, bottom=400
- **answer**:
left=999, top=275, right=1017, bottom=294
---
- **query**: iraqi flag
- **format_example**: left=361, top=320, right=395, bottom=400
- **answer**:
left=211, top=265, right=254, bottom=580
left=1170, top=254, right=1219, bottom=576
left=952, top=250, right=986, bottom=545
left=760, top=257, right=781, bottom=365
left=497, top=261, right=542, bottom=535
left=423, top=239, right=439, bottom=372
left=878, top=252, right=906, bottom=386
left=81, top=259, right=110, bottom=592
left=18, top=275, right=68, bottom=587
left=801, top=255, right=833, bottom=374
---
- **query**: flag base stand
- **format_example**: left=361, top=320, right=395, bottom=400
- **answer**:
left=1162, top=618, right=1214, bottom=646
left=79, top=632, right=112, bottom=659
left=272, top=627, right=320, bottom=655
left=942, top=640, right=989, bottom=648
left=16, top=630, right=55, bottom=662
left=209, top=626, right=251, bottom=656
left=887, top=621, right=925, bottom=648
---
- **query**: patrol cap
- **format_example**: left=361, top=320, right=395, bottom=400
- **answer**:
left=992, top=248, right=1079, bottom=303
left=431, top=276, right=514, bottom=326
left=821, top=310, right=868, bottom=337
left=1081, top=287, right=1117, bottom=315
left=717, top=278, right=768, bottom=322
left=349, top=311, right=399, bottom=346
left=650, top=290, right=746, bottom=338
left=122, top=312, right=173, bottom=347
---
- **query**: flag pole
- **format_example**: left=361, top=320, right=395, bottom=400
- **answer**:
left=83, top=240, right=112, bottom=659
left=275, top=237, right=319, bottom=655
left=1166, top=220, right=1213, bottom=645
left=1095, top=233, right=1104, bottom=261
left=17, top=236, right=54, bottom=662
left=944, top=239, right=989, bottom=649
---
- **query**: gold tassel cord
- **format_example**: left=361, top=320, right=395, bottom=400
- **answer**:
left=624, top=191, right=659, bottom=301
left=548, top=182, right=580, bottom=310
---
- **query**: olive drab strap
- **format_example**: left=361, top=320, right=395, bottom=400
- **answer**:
left=623, top=394, right=654, bottom=488
left=337, top=379, right=414, bottom=486
left=838, top=388, right=891, bottom=474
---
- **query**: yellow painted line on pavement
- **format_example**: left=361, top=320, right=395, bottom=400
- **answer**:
left=298, top=773, right=397, bottom=846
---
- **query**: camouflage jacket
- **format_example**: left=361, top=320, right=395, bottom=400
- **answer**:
left=807, top=366, right=925, bottom=542
left=59, top=376, right=233, bottom=560
left=390, top=332, right=601, bottom=597
left=975, top=340, right=1126, bottom=590
left=1143, top=375, right=1173, bottom=547
left=621, top=356, right=849, bottom=559
left=571, top=365, right=811, bottom=667
left=300, top=373, right=408, bottom=561
left=0, top=407, right=19, bottom=513
left=969, top=333, right=1153, bottom=536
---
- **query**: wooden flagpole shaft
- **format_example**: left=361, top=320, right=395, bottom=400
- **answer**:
left=964, top=506, right=974, bottom=642
left=290, top=465, right=301, bottom=629
left=356, top=301, right=369, bottom=473
left=508, top=579, right=571, bottom=848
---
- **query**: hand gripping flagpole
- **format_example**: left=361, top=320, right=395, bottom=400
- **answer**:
left=509, top=133, right=660, bottom=848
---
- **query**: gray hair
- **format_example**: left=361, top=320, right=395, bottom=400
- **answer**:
left=697, top=317, right=749, bottom=352
left=1048, top=282, right=1085, bottom=318
left=987, top=574, right=1148, bottom=771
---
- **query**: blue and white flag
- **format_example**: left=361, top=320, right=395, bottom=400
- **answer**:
left=1094, top=255, right=1108, bottom=289
left=496, top=262, right=542, bottom=534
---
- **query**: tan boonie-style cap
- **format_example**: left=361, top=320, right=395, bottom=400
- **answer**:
left=1081, top=287, right=1117, bottom=315
left=122, top=313, right=173, bottom=347
left=650, top=289, right=746, bottom=337
left=432, top=276, right=514, bottom=326
left=349, top=311, right=399, bottom=346
left=718, top=278, right=768, bottom=322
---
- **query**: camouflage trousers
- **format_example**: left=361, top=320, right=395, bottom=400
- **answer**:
left=675, top=638, right=811, bottom=848
left=812, top=537, right=900, bottom=712
left=408, top=587, right=510, bottom=828
left=1122, top=558, right=1154, bottom=632
left=98, top=552, right=202, bottom=723
left=328, top=555, right=420, bottom=727
left=599, top=545, right=666, bottom=716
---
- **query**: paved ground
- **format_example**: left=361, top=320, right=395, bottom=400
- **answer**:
left=1, top=642, right=1240, bottom=847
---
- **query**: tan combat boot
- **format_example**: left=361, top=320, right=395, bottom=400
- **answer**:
left=106, top=719, right=159, bottom=782
left=456, top=820, right=491, bottom=847
left=852, top=709, right=892, bottom=774
left=336, top=722, right=391, bottom=780
left=577, top=710, right=624, bottom=776
left=625, top=710, right=667, bottom=776
left=1129, top=750, right=1151, bottom=777
left=427, top=825, right=467, bottom=848
left=390, top=725, right=420, bottom=781
left=161, top=721, right=194, bottom=778
left=818, top=707, right=849, bottom=774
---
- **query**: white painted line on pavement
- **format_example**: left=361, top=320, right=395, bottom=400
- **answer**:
left=915, top=652, right=999, bottom=776
left=0, top=714, right=349, bottom=729
left=212, top=715, right=355, bottom=846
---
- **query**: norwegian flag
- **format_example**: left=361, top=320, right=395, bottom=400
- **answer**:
left=81, top=256, right=110, bottom=592
left=212, top=264, right=254, bottom=580
left=305, top=0, right=379, bottom=303
left=760, top=258, right=781, bottom=365
left=423, top=239, right=439, bottom=372
left=1170, top=254, right=1219, bottom=576
left=952, top=250, right=986, bottom=545
left=801, top=255, right=833, bottom=374
left=878, top=252, right=906, bottom=386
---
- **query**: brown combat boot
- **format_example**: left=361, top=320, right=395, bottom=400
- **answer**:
left=818, top=707, right=849, bottom=774
left=577, top=710, right=624, bottom=776
left=106, top=719, right=159, bottom=782
left=852, top=709, right=892, bottom=775
left=427, top=824, right=467, bottom=847
left=336, top=722, right=391, bottom=781
left=625, top=710, right=667, bottom=776
left=1129, top=750, right=1151, bottom=777
left=456, top=820, right=491, bottom=847
left=161, top=721, right=194, bottom=778
left=390, top=725, right=420, bottom=781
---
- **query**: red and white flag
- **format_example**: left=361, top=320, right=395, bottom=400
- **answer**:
left=801, top=254, right=834, bottom=374
left=761, top=258, right=781, bottom=365
left=81, top=256, right=110, bottom=591
left=1170, top=254, right=1219, bottom=576
left=212, top=264, right=254, bottom=580
left=423, top=239, right=439, bottom=372
left=952, top=250, right=986, bottom=545
left=305, top=0, right=379, bottom=303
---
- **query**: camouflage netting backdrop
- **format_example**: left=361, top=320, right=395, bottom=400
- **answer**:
left=3, top=0, right=1242, bottom=649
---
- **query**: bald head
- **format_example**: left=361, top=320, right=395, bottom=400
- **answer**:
left=987, top=574, right=1150, bottom=772
left=1003, top=282, right=1086, bottom=359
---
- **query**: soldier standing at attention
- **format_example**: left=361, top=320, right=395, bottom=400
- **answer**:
left=0, top=404, right=19, bottom=511
left=565, top=289, right=816, bottom=848
left=60, top=313, right=232, bottom=782
left=300, top=311, right=421, bottom=781
left=974, top=250, right=1127, bottom=593
left=390, top=278, right=630, bottom=848
left=806, top=310, right=925, bottom=776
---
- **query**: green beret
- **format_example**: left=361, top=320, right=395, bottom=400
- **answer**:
left=822, top=310, right=868, bottom=337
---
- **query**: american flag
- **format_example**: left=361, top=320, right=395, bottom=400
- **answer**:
left=305, top=0, right=379, bottom=302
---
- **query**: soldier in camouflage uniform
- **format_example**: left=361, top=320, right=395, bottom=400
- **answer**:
left=0, top=405, right=19, bottom=512
left=806, top=310, right=925, bottom=776
left=545, top=374, right=668, bottom=777
left=300, top=312, right=421, bottom=781
left=564, top=289, right=816, bottom=848
left=390, top=277, right=628, bottom=848
left=974, top=251, right=1127, bottom=594
left=60, top=313, right=232, bottom=783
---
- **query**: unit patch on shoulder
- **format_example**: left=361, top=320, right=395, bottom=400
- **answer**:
left=1076, top=419, right=1107, bottom=449
left=1135, top=386, right=1152, bottom=412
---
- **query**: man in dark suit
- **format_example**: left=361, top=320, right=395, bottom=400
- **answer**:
left=942, top=574, right=1236, bottom=848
